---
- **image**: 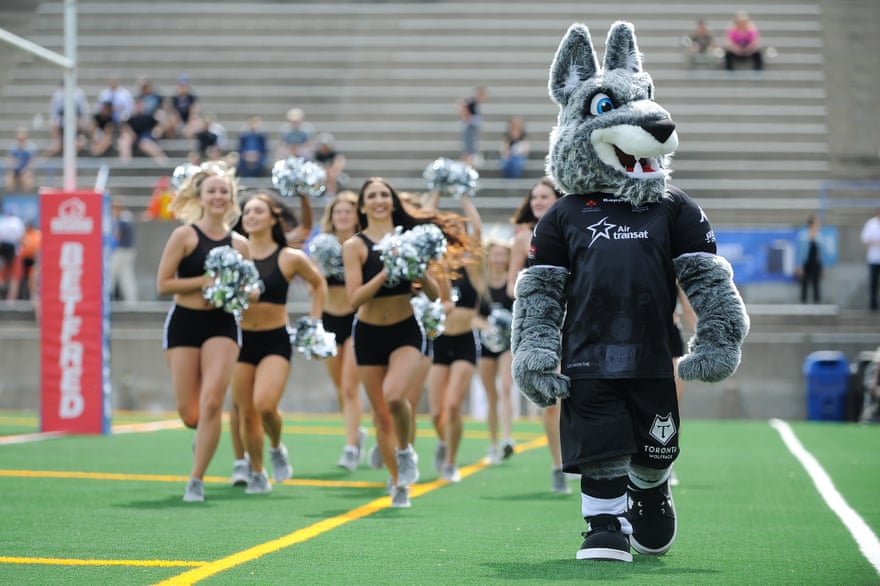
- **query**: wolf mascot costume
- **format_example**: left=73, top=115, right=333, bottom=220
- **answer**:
left=511, top=22, right=749, bottom=562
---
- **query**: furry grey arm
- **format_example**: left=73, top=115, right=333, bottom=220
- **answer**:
left=511, top=265, right=571, bottom=407
left=674, top=253, right=750, bottom=382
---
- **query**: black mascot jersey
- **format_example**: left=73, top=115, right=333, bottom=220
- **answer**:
left=528, top=185, right=716, bottom=380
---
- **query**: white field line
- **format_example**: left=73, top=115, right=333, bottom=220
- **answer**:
left=0, top=418, right=183, bottom=445
left=769, top=418, right=880, bottom=576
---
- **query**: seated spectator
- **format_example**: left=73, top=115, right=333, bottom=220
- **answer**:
left=165, top=74, right=199, bottom=139
left=143, top=176, right=176, bottom=221
left=135, top=76, right=166, bottom=121
left=118, top=97, right=168, bottom=166
left=682, top=19, right=719, bottom=66
left=313, top=132, right=346, bottom=197
left=724, top=11, right=763, bottom=70
left=193, top=113, right=228, bottom=161
left=278, top=108, right=315, bottom=160
left=96, top=77, right=135, bottom=124
left=0, top=210, right=25, bottom=300
left=45, top=80, right=89, bottom=157
left=90, top=101, right=117, bottom=156
left=498, top=115, right=530, bottom=179
left=5, top=128, right=38, bottom=192
left=17, top=221, right=40, bottom=301
left=237, top=115, right=269, bottom=178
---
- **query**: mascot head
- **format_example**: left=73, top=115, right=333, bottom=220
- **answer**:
left=546, top=21, right=678, bottom=206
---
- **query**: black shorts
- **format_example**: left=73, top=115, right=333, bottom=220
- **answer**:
left=163, top=305, right=241, bottom=349
left=237, top=326, right=292, bottom=365
left=323, top=311, right=355, bottom=346
left=432, top=330, right=479, bottom=366
left=560, top=378, right=680, bottom=474
left=480, top=344, right=510, bottom=360
left=669, top=323, right=685, bottom=358
left=352, top=315, right=425, bottom=366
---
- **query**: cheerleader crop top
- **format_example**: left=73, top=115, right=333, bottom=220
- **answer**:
left=177, top=225, right=232, bottom=278
left=451, top=269, right=479, bottom=309
left=357, top=232, right=413, bottom=297
left=254, top=247, right=289, bottom=305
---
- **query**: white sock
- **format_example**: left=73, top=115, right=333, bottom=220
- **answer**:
left=581, top=493, right=632, bottom=535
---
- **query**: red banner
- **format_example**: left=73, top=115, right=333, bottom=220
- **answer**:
left=39, top=190, right=111, bottom=434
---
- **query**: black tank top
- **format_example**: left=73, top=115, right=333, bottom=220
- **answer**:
left=357, top=232, right=413, bottom=297
left=452, top=269, right=479, bottom=309
left=177, top=225, right=232, bottom=278
left=481, top=283, right=514, bottom=315
left=254, top=247, right=289, bottom=305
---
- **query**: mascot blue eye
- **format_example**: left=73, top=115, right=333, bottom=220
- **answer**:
left=589, top=93, right=615, bottom=116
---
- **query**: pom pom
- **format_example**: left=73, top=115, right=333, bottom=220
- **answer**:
left=290, top=317, right=338, bottom=360
left=373, top=224, right=447, bottom=287
left=422, top=157, right=479, bottom=199
left=202, top=245, right=262, bottom=318
left=307, top=233, right=345, bottom=280
left=411, top=293, right=446, bottom=339
left=172, top=161, right=230, bottom=194
left=271, top=156, right=327, bottom=199
left=480, top=304, right=513, bottom=353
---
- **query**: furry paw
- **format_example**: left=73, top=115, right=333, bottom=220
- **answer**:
left=677, top=345, right=741, bottom=383
left=517, top=371, right=570, bottom=408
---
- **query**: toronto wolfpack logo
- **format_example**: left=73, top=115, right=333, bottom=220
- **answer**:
left=649, top=412, right=676, bottom=445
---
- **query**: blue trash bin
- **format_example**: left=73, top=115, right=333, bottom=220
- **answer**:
left=803, top=351, right=850, bottom=421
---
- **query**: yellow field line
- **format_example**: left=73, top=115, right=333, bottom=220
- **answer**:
left=155, top=436, right=549, bottom=586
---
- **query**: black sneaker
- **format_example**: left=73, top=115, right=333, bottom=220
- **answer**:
left=577, top=514, right=632, bottom=562
left=628, top=479, right=677, bottom=555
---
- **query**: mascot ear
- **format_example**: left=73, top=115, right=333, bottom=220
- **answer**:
left=549, top=23, right=599, bottom=107
left=603, top=20, right=643, bottom=73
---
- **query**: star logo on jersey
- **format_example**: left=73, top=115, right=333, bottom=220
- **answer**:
left=585, top=216, right=617, bottom=247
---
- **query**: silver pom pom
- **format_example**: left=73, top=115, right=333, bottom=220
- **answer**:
left=373, top=225, right=447, bottom=287
left=290, top=317, right=338, bottom=360
left=480, top=305, right=513, bottom=353
left=423, top=157, right=479, bottom=199
left=202, top=245, right=262, bottom=318
left=411, top=293, right=446, bottom=339
left=171, top=163, right=202, bottom=193
left=271, top=156, right=327, bottom=199
left=307, top=233, right=345, bottom=280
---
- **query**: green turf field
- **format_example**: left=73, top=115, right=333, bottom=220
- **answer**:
left=1, top=411, right=878, bottom=585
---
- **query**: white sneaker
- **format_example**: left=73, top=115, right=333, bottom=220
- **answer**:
left=390, top=484, right=411, bottom=508
left=396, top=445, right=420, bottom=486
left=441, top=464, right=461, bottom=483
left=486, top=445, right=502, bottom=465
left=336, top=447, right=360, bottom=472
left=552, top=467, right=572, bottom=494
left=183, top=478, right=204, bottom=502
left=245, top=470, right=272, bottom=495
left=230, top=459, right=250, bottom=487
left=269, top=443, right=293, bottom=483
left=356, top=427, right=368, bottom=463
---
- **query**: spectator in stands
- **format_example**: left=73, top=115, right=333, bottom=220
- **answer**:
left=97, top=77, right=135, bottom=124
left=723, top=11, right=763, bottom=70
left=18, top=220, right=40, bottom=301
left=194, top=113, right=228, bottom=162
left=5, top=128, right=37, bottom=192
left=135, top=76, right=164, bottom=117
left=109, top=197, right=137, bottom=302
left=861, top=208, right=880, bottom=311
left=682, top=19, right=718, bottom=66
left=498, top=115, right=529, bottom=179
left=313, top=132, right=347, bottom=197
left=237, top=116, right=269, bottom=178
left=457, top=86, right=487, bottom=167
left=118, top=97, right=169, bottom=166
left=143, top=176, right=176, bottom=221
left=45, top=80, right=89, bottom=157
left=795, top=214, right=827, bottom=304
left=0, top=209, right=25, bottom=300
left=166, top=75, right=199, bottom=139
left=278, top=108, right=315, bottom=160
left=89, top=101, right=117, bottom=157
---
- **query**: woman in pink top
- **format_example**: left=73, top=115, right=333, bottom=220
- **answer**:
left=724, top=11, right=763, bottom=70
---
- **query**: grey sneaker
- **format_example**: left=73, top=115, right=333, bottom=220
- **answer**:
left=552, top=467, right=572, bottom=494
left=368, top=443, right=384, bottom=470
left=183, top=478, right=204, bottom=502
left=269, top=443, right=293, bottom=483
left=390, top=484, right=411, bottom=508
left=441, top=463, right=461, bottom=483
left=396, top=446, right=420, bottom=486
left=356, top=427, right=368, bottom=462
left=245, top=470, right=272, bottom=495
left=230, top=459, right=250, bottom=487
left=433, top=441, right=447, bottom=472
left=337, top=447, right=360, bottom=472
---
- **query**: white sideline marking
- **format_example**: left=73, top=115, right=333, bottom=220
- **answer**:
left=770, top=418, right=880, bottom=575
left=0, top=419, right=183, bottom=445
left=0, top=431, right=66, bottom=445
